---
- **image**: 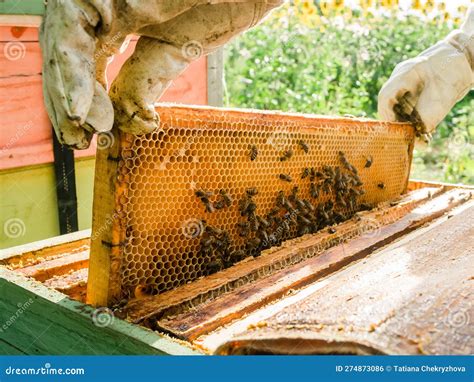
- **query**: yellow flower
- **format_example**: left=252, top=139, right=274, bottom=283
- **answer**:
left=333, top=0, right=345, bottom=9
left=320, top=0, right=331, bottom=16
left=411, top=0, right=422, bottom=10
left=437, top=2, right=446, bottom=12
left=360, top=0, right=374, bottom=8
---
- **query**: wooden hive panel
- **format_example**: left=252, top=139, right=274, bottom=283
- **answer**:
left=87, top=105, right=414, bottom=306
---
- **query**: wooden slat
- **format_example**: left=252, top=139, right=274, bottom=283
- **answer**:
left=214, top=202, right=474, bottom=355
left=157, top=188, right=471, bottom=340
left=43, top=268, right=88, bottom=302
left=0, top=229, right=90, bottom=268
left=117, top=186, right=443, bottom=325
left=0, top=267, right=200, bottom=355
left=16, top=250, right=89, bottom=282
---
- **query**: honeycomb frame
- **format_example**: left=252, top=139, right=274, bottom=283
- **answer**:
left=87, top=104, right=414, bottom=307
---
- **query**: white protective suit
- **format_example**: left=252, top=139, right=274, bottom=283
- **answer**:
left=378, top=6, right=473, bottom=137
left=40, top=1, right=283, bottom=149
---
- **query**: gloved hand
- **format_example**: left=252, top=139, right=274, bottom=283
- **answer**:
left=40, top=0, right=282, bottom=149
left=378, top=6, right=473, bottom=137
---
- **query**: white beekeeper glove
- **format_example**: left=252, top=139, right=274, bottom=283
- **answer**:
left=40, top=0, right=282, bottom=149
left=378, top=6, right=473, bottom=137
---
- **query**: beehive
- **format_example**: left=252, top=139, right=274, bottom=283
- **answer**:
left=87, top=105, right=414, bottom=307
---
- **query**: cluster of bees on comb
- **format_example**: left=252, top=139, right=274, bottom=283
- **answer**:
left=195, top=140, right=374, bottom=276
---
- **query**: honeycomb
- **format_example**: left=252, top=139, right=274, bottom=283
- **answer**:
left=89, top=105, right=414, bottom=305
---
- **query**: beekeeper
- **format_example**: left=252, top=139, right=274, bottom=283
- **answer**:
left=378, top=5, right=473, bottom=138
left=40, top=2, right=472, bottom=149
left=40, top=0, right=283, bottom=149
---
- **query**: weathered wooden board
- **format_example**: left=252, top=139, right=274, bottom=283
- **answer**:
left=214, top=202, right=474, bottom=355
left=16, top=250, right=88, bottom=282
left=43, top=268, right=88, bottom=303
left=0, top=267, right=200, bottom=355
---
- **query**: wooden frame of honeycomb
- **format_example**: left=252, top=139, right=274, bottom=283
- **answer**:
left=87, top=105, right=414, bottom=307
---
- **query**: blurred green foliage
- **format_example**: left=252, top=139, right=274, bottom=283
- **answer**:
left=224, top=12, right=473, bottom=184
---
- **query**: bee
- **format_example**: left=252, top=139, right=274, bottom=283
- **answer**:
left=349, top=164, right=358, bottom=175
left=257, top=215, right=271, bottom=229
left=229, top=250, right=246, bottom=264
left=238, top=197, right=255, bottom=216
left=298, top=225, right=311, bottom=236
left=328, top=227, right=337, bottom=234
left=201, top=235, right=215, bottom=248
left=248, top=213, right=260, bottom=232
left=206, top=259, right=224, bottom=275
left=205, top=225, right=223, bottom=236
left=195, top=189, right=212, bottom=199
left=279, top=173, right=292, bottom=182
left=258, top=229, right=269, bottom=244
left=195, top=190, right=215, bottom=213
left=322, top=182, right=331, bottom=194
left=280, top=149, right=293, bottom=161
left=303, top=199, right=315, bottom=212
left=276, top=191, right=286, bottom=207
left=267, top=207, right=280, bottom=217
left=246, top=187, right=259, bottom=197
left=237, top=221, right=250, bottom=237
left=333, top=212, right=346, bottom=222
left=249, top=145, right=258, bottom=161
left=247, top=237, right=262, bottom=252
left=298, top=140, right=309, bottom=153
left=339, top=151, right=350, bottom=167
left=301, top=167, right=310, bottom=179
left=359, top=203, right=373, bottom=211
left=213, top=199, right=226, bottom=210
left=295, top=198, right=306, bottom=210
left=365, top=155, right=373, bottom=168
left=377, top=182, right=386, bottom=189
left=219, top=189, right=233, bottom=207
left=352, top=173, right=363, bottom=187
left=310, top=183, right=319, bottom=199
left=203, top=200, right=215, bottom=213
left=336, top=196, right=347, bottom=208
left=134, top=285, right=154, bottom=299
left=297, top=215, right=312, bottom=226
left=246, top=200, right=257, bottom=214
left=282, top=198, right=295, bottom=212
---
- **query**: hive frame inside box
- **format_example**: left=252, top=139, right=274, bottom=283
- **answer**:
left=87, top=105, right=414, bottom=307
